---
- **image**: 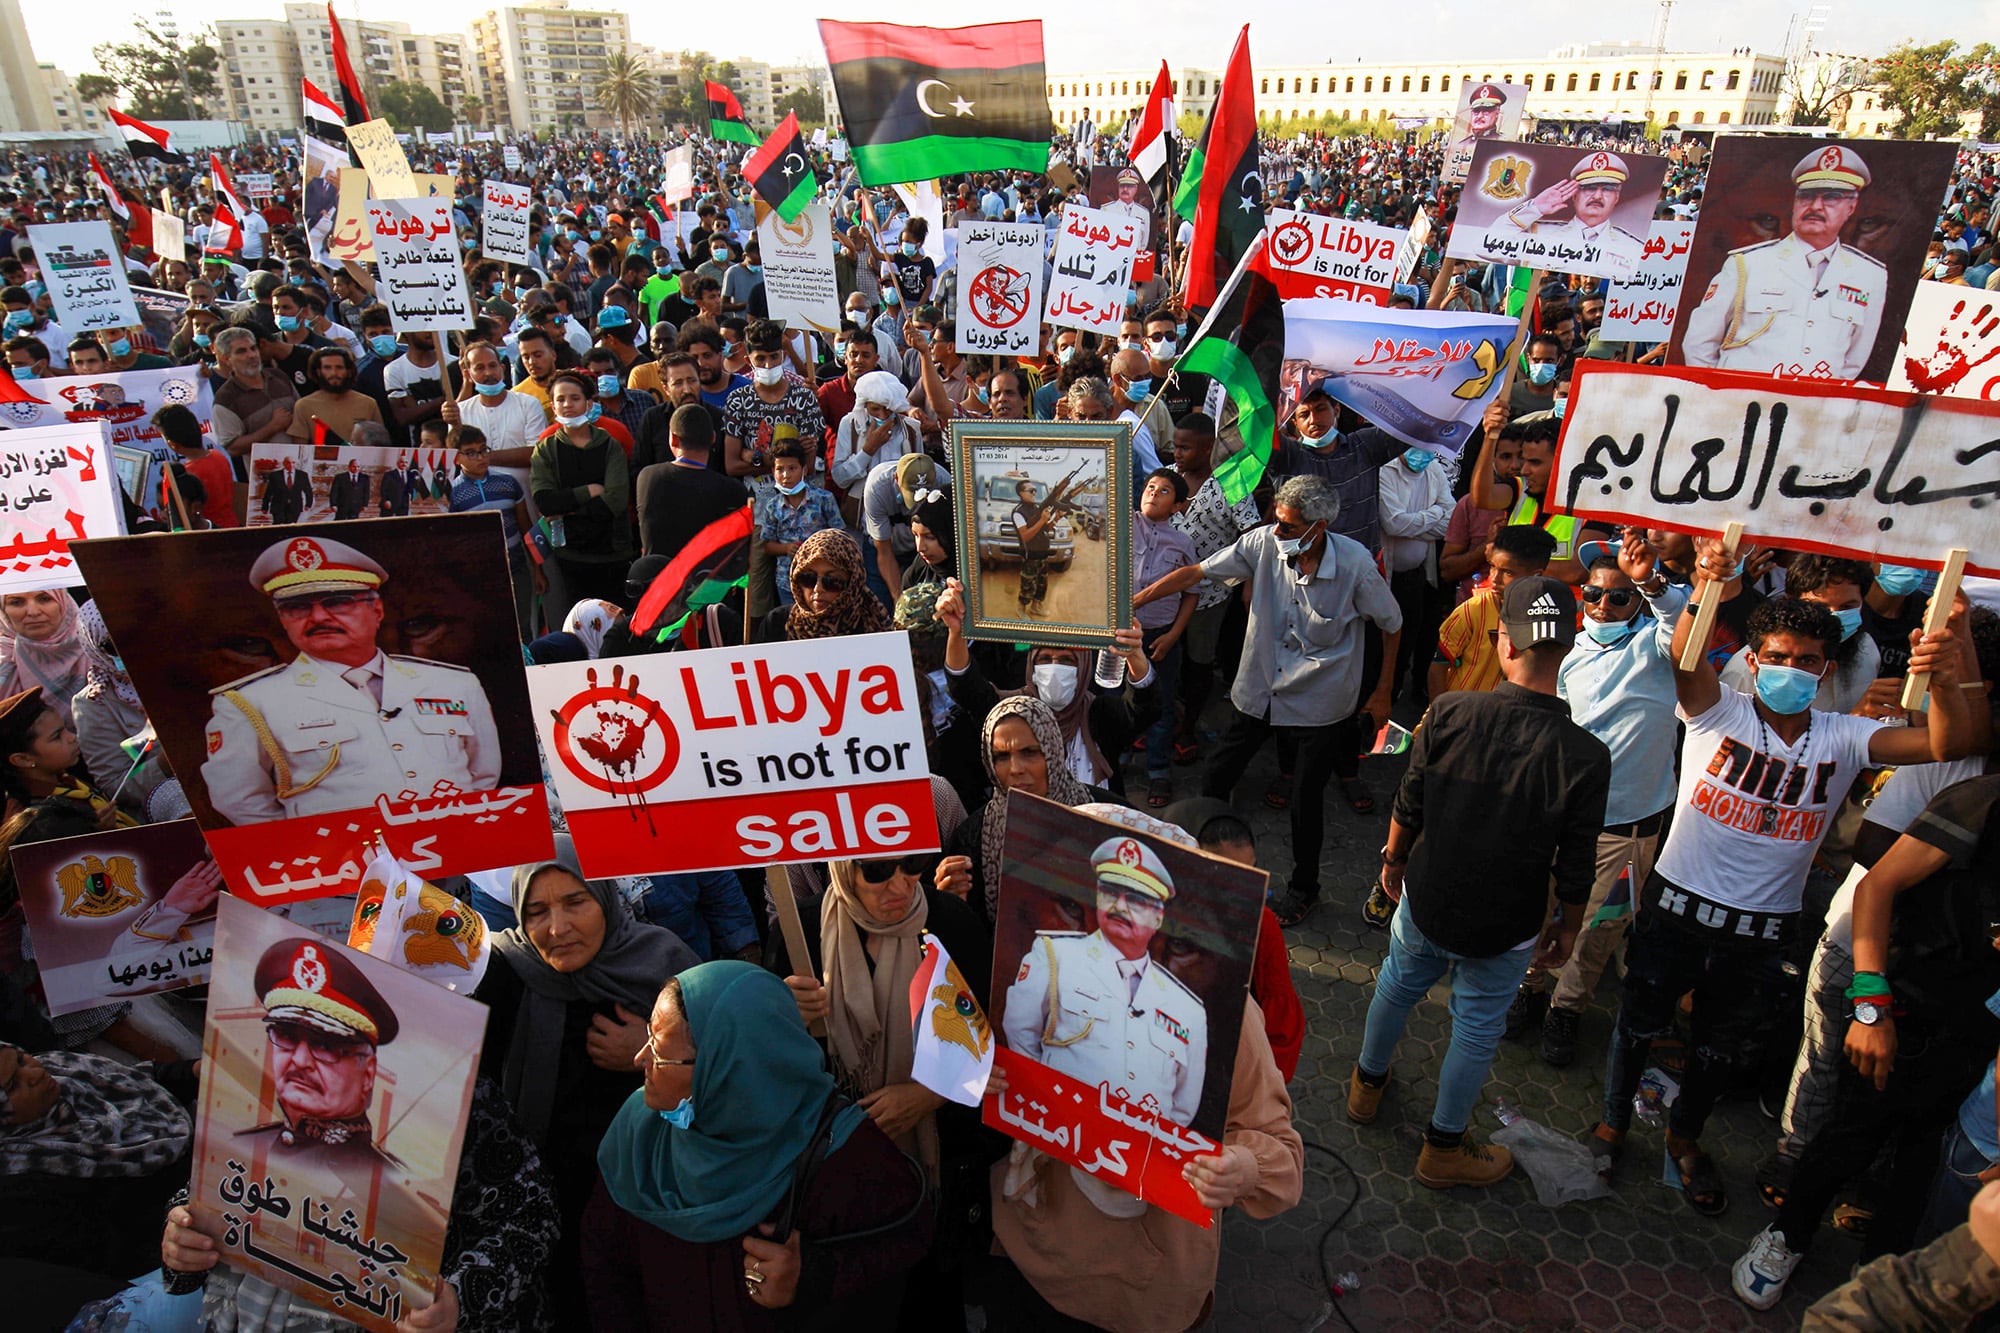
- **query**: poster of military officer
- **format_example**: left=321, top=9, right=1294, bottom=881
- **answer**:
left=1088, top=165, right=1155, bottom=254
left=988, top=792, right=1266, bottom=1144
left=70, top=514, right=552, bottom=899
left=190, top=893, right=484, bottom=1332
left=1667, top=136, right=1955, bottom=385
left=1447, top=140, right=1668, bottom=282
left=1442, top=79, right=1529, bottom=185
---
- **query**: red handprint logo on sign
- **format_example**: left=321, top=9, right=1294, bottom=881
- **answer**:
left=551, top=665, right=677, bottom=832
left=1902, top=298, right=2000, bottom=398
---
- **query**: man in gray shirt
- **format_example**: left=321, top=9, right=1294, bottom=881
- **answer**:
left=1135, top=474, right=1402, bottom=924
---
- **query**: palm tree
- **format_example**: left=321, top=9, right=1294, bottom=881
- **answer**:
left=595, top=50, right=656, bottom=138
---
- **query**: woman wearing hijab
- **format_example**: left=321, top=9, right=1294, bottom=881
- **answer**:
left=933, top=695, right=1124, bottom=928
left=755, top=528, right=892, bottom=644
left=0, top=1043, right=190, bottom=1280
left=935, top=577, right=1160, bottom=800
left=905, top=489, right=956, bottom=589
left=562, top=598, right=623, bottom=659
left=582, top=962, right=932, bottom=1331
left=0, top=589, right=88, bottom=729
left=480, top=839, right=699, bottom=1331
left=71, top=601, right=171, bottom=817
left=784, top=855, right=1003, bottom=1327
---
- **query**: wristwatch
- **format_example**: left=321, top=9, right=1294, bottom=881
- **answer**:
left=1378, top=844, right=1407, bottom=867
left=1852, top=998, right=1890, bottom=1026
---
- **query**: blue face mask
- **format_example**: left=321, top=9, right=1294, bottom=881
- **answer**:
left=193, top=332, right=212, bottom=349
left=1175, top=322, right=1188, bottom=340
left=1123, top=377, right=1152, bottom=402
left=369, top=334, right=399, bottom=359
left=746, top=263, right=762, bottom=276
left=657, top=1096, right=695, bottom=1130
left=1874, top=564, right=1926, bottom=597
left=901, top=242, right=919, bottom=257
left=777, top=477, right=808, bottom=496
left=1301, top=426, right=1339, bottom=450
left=276, top=314, right=301, bottom=333
left=883, top=288, right=900, bottom=306
left=595, top=373, right=620, bottom=397
left=1553, top=395, right=1567, bottom=420
left=1754, top=662, right=1822, bottom=715
left=474, top=379, right=508, bottom=397
left=107, top=337, right=131, bottom=357
left=1527, top=361, right=1557, bottom=386
left=1584, top=615, right=1638, bottom=645
left=584, top=403, right=603, bottom=424
left=1833, top=606, right=1863, bottom=641
left=3, top=310, right=30, bottom=332
left=1402, top=448, right=1434, bottom=473
left=589, top=229, right=603, bottom=241
left=10, top=364, right=35, bottom=380
left=976, top=385, right=990, bottom=404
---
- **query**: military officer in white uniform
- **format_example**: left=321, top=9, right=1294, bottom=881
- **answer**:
left=202, top=535, right=502, bottom=824
left=1100, top=167, right=1153, bottom=254
left=1497, top=151, right=1648, bottom=276
left=1452, top=82, right=1508, bottom=154
left=1681, top=144, right=1885, bottom=380
left=1003, top=834, right=1207, bottom=1127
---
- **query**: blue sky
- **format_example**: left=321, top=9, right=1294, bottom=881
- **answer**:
left=33, top=1, right=1985, bottom=90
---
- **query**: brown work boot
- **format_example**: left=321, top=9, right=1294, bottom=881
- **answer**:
left=1415, top=1135, right=1514, bottom=1189
left=1346, top=1067, right=1388, bottom=1124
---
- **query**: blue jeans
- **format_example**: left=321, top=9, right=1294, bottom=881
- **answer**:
left=1917, top=1119, right=1994, bottom=1247
left=1139, top=627, right=1182, bottom=778
left=1358, top=899, right=1535, bottom=1134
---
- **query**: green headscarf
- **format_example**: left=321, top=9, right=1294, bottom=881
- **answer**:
left=594, top=961, right=866, bottom=1243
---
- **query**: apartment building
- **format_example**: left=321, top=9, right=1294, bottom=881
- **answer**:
left=472, top=0, right=631, bottom=134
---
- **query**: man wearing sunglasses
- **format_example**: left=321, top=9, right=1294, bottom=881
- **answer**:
left=1506, top=534, right=1687, bottom=1068
left=236, top=935, right=407, bottom=1176
left=1003, top=835, right=1207, bottom=1139
left=202, top=535, right=502, bottom=825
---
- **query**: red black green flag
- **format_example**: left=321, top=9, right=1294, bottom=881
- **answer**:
left=817, top=20, right=1050, bottom=185
left=745, top=112, right=816, bottom=223
left=706, top=81, right=758, bottom=146
left=326, top=1, right=370, bottom=124
left=1181, top=26, right=1261, bottom=311
left=632, top=505, right=754, bottom=638
left=311, top=418, right=347, bottom=449
left=1179, top=234, right=1283, bottom=504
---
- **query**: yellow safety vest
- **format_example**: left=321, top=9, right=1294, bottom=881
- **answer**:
left=1507, top=490, right=1578, bottom=560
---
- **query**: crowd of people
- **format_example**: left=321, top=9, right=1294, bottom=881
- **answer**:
left=0, top=100, right=1998, bottom=1331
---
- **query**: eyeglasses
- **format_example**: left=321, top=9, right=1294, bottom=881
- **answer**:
left=276, top=592, right=378, bottom=618
left=457, top=446, right=490, bottom=457
left=640, top=1034, right=694, bottom=1070
left=266, top=1022, right=370, bottom=1063
left=795, top=571, right=850, bottom=593
left=856, top=855, right=930, bottom=884
left=1578, top=586, right=1638, bottom=607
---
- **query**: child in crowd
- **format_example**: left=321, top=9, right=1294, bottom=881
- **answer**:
left=1429, top=523, right=1559, bottom=700
left=447, top=424, right=542, bottom=639
left=1134, top=466, right=1197, bottom=807
left=758, top=439, right=842, bottom=607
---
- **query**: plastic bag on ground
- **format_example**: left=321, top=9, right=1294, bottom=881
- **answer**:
left=1492, top=1117, right=1614, bottom=1206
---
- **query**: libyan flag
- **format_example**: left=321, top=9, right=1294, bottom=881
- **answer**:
left=746, top=111, right=816, bottom=222
left=706, top=81, right=758, bottom=146
left=1178, top=233, right=1283, bottom=505
left=818, top=19, right=1050, bottom=185
left=1178, top=26, right=1262, bottom=311
left=633, top=505, right=754, bottom=639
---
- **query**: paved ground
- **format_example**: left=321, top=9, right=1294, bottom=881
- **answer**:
left=1128, top=735, right=1876, bottom=1333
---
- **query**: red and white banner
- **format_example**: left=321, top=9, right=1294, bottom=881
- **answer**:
left=1263, top=208, right=1402, bottom=305
left=528, top=634, right=939, bottom=877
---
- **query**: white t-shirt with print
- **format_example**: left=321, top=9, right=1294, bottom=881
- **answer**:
left=1655, top=687, right=1883, bottom=914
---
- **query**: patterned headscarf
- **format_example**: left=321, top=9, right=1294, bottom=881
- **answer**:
left=0, top=1047, right=190, bottom=1178
left=976, top=696, right=1090, bottom=921
left=0, top=589, right=87, bottom=726
left=76, top=600, right=142, bottom=709
left=562, top=599, right=623, bottom=658
left=785, top=529, right=892, bottom=641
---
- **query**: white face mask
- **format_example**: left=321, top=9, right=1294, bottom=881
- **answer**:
left=752, top=365, right=785, bottom=387
left=1032, top=662, right=1079, bottom=709
left=554, top=410, right=592, bottom=428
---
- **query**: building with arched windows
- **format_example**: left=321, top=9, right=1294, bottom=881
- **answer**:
left=1045, top=43, right=1805, bottom=138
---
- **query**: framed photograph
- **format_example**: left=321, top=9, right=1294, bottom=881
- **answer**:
left=950, top=419, right=1130, bottom=649
left=112, top=441, right=155, bottom=506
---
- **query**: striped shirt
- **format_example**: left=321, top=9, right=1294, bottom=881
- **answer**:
left=1435, top=590, right=1503, bottom=694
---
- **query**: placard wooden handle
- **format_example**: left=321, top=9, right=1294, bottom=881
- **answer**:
left=1676, top=521, right=1745, bottom=672
left=1900, top=549, right=1970, bottom=713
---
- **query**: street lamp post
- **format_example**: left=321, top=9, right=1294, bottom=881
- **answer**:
left=156, top=7, right=199, bottom=119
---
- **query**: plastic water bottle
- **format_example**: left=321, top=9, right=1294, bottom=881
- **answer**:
left=1093, top=647, right=1127, bottom=689
left=1491, top=1098, right=1524, bottom=1128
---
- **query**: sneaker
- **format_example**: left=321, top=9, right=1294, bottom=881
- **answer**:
left=1503, top=986, right=1549, bottom=1039
left=1415, top=1135, right=1514, bottom=1189
left=1361, top=885, right=1395, bottom=928
left=1732, top=1226, right=1803, bottom=1310
left=1347, top=1067, right=1388, bottom=1124
left=1540, top=1006, right=1580, bottom=1067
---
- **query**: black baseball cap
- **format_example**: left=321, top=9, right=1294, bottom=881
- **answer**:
left=1501, top=576, right=1577, bottom=648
